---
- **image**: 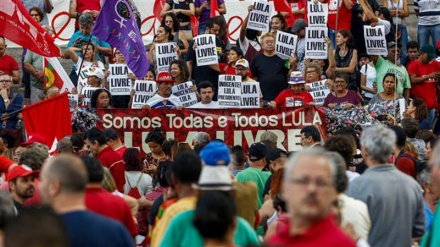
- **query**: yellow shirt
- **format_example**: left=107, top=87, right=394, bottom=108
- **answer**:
left=150, top=196, right=197, bottom=247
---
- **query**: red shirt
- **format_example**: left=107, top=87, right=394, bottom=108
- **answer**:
left=274, top=89, right=314, bottom=107
left=85, top=186, right=138, bottom=237
left=287, top=0, right=307, bottom=27
left=267, top=214, right=356, bottom=247
left=0, top=156, right=14, bottom=173
left=407, top=60, right=438, bottom=109
left=114, top=145, right=127, bottom=159
left=0, top=54, right=19, bottom=77
left=97, top=146, right=125, bottom=192
left=75, top=0, right=101, bottom=28
left=324, top=0, right=354, bottom=31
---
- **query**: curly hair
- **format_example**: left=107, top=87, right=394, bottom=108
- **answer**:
left=324, top=135, right=354, bottom=167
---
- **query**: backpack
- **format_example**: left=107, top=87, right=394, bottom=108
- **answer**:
left=395, top=151, right=426, bottom=174
left=126, top=173, right=143, bottom=199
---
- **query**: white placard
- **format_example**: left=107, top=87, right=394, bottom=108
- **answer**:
left=307, top=2, right=328, bottom=27
left=171, top=81, right=198, bottom=108
left=195, top=34, right=218, bottom=66
left=81, top=87, right=100, bottom=107
left=305, top=27, right=328, bottom=59
left=218, top=75, right=242, bottom=108
left=76, top=66, right=89, bottom=94
left=247, top=0, right=273, bottom=32
left=156, top=43, right=178, bottom=73
left=309, top=80, right=330, bottom=106
left=275, top=31, right=298, bottom=60
left=108, top=64, right=132, bottom=96
left=364, top=25, right=387, bottom=56
left=241, top=82, right=260, bottom=108
left=68, top=94, right=78, bottom=111
left=131, top=80, right=157, bottom=109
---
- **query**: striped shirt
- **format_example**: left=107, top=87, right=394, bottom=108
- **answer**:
left=414, top=0, right=440, bottom=26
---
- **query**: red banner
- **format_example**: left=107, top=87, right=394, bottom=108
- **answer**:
left=0, top=0, right=61, bottom=57
left=95, top=107, right=327, bottom=155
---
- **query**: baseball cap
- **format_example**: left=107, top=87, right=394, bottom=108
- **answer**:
left=420, top=44, right=436, bottom=58
left=157, top=72, right=174, bottom=83
left=236, top=59, right=249, bottom=69
left=87, top=66, right=104, bottom=79
left=7, top=165, right=36, bottom=182
left=292, top=18, right=307, bottom=34
left=266, top=148, right=287, bottom=163
left=21, top=133, right=48, bottom=147
left=199, top=141, right=231, bottom=166
left=289, top=71, right=305, bottom=85
left=248, top=142, right=267, bottom=162
left=387, top=41, right=402, bottom=49
left=192, top=165, right=233, bottom=191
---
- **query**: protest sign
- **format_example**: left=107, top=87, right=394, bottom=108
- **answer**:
left=95, top=107, right=328, bottom=155
left=218, top=75, right=242, bottom=108
left=68, top=94, right=78, bottom=111
left=241, top=82, right=260, bottom=108
left=108, top=64, right=132, bottom=96
left=81, top=87, right=100, bottom=107
left=132, top=80, right=157, bottom=109
left=364, top=25, right=387, bottom=56
left=276, top=31, right=298, bottom=60
left=309, top=80, right=330, bottom=106
left=195, top=34, right=218, bottom=66
left=305, top=27, right=328, bottom=59
left=247, top=0, right=273, bottom=32
left=307, top=2, right=328, bottom=27
left=171, top=81, right=198, bottom=108
left=77, top=67, right=89, bottom=94
left=156, top=42, right=178, bottom=73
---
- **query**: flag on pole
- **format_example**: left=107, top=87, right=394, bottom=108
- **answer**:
left=0, top=0, right=61, bottom=57
left=93, top=0, right=149, bottom=79
left=154, top=0, right=167, bottom=21
left=273, top=0, right=293, bottom=20
left=22, top=93, right=72, bottom=151
left=43, top=57, right=76, bottom=92
left=210, top=0, right=220, bottom=17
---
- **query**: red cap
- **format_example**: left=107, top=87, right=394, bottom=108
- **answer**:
left=21, top=133, right=48, bottom=147
left=7, top=165, right=36, bottom=181
left=157, top=72, right=174, bottom=83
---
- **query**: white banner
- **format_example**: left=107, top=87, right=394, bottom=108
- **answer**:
left=309, top=80, right=330, bottom=106
left=275, top=31, right=297, bottom=60
left=247, top=0, right=273, bottom=33
left=195, top=34, right=218, bottom=66
left=218, top=75, right=242, bottom=108
left=307, top=2, right=328, bottom=27
left=305, top=27, right=328, bottom=59
left=156, top=42, right=177, bottom=73
left=364, top=25, right=387, bottom=56
left=241, top=82, right=260, bottom=108
left=171, top=81, right=198, bottom=107
left=108, top=64, right=132, bottom=96
left=81, top=86, right=100, bottom=107
left=132, top=80, right=157, bottom=109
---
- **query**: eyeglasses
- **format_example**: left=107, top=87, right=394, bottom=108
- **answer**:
left=0, top=80, right=11, bottom=83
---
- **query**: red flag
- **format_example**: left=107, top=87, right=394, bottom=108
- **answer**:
left=210, top=0, right=220, bottom=17
left=43, top=57, right=75, bottom=92
left=0, top=0, right=61, bottom=57
left=22, top=93, right=72, bottom=151
left=154, top=0, right=167, bottom=21
left=273, top=0, right=293, bottom=19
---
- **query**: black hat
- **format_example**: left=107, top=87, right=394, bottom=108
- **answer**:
left=265, top=148, right=287, bottom=163
left=248, top=142, right=267, bottom=162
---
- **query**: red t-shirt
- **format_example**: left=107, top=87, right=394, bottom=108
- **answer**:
left=287, top=0, right=307, bottom=27
left=407, top=60, right=438, bottom=109
left=75, top=0, right=101, bottom=28
left=0, top=54, right=19, bottom=76
left=324, top=0, right=355, bottom=31
left=220, top=64, right=253, bottom=78
left=274, top=89, right=314, bottom=107
left=85, top=186, right=138, bottom=236
left=267, top=214, right=356, bottom=247
left=0, top=156, right=14, bottom=173
left=97, top=146, right=125, bottom=192
left=114, top=145, right=128, bottom=159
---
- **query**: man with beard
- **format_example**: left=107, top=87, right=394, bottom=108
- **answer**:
left=190, top=81, right=218, bottom=109
left=7, top=165, right=37, bottom=213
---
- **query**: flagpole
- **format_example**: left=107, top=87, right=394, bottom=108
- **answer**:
left=75, top=35, right=93, bottom=87
left=335, top=0, right=340, bottom=33
left=0, top=108, right=23, bottom=121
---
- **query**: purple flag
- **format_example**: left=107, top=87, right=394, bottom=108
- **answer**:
left=92, top=0, right=149, bottom=79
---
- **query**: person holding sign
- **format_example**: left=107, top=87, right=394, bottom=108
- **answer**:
left=190, top=81, right=219, bottom=109
left=281, top=0, right=306, bottom=28
left=271, top=15, right=288, bottom=35
left=270, top=72, right=314, bottom=108
left=148, top=25, right=182, bottom=72
left=145, top=72, right=182, bottom=109
left=323, top=73, right=361, bottom=109
left=238, top=5, right=263, bottom=68
left=222, top=47, right=250, bottom=77
left=169, top=60, right=191, bottom=85
left=161, top=13, right=190, bottom=55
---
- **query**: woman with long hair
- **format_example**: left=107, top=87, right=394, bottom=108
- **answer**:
left=161, top=13, right=189, bottom=55
left=334, top=29, right=358, bottom=88
left=406, top=98, right=432, bottom=130
left=169, top=60, right=190, bottom=84
left=148, top=25, right=182, bottom=70
left=270, top=14, right=288, bottom=35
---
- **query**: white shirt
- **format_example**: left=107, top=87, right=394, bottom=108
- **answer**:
left=339, top=194, right=372, bottom=241
left=123, top=171, right=153, bottom=196
left=190, top=101, right=220, bottom=109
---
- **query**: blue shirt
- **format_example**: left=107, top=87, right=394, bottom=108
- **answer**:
left=67, top=31, right=111, bottom=70
left=424, top=202, right=434, bottom=231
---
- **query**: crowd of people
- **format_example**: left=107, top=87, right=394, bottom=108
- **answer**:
left=1, top=0, right=440, bottom=246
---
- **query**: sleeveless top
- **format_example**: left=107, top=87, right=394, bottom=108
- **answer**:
left=335, top=47, right=356, bottom=82
left=387, top=0, right=406, bottom=26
